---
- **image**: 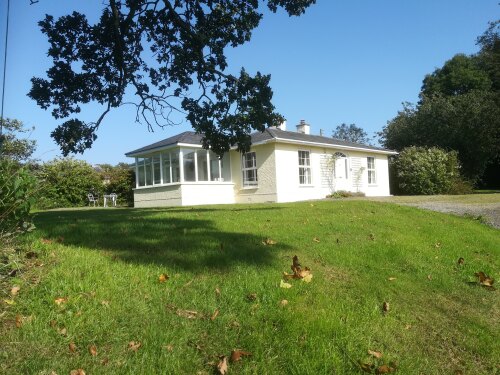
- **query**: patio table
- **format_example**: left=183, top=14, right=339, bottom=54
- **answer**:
left=103, top=194, right=117, bottom=207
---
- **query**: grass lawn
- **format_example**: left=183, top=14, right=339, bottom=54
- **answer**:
left=1, top=200, right=499, bottom=374
left=363, top=192, right=500, bottom=204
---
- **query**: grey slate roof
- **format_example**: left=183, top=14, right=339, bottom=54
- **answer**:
left=125, top=128, right=394, bottom=156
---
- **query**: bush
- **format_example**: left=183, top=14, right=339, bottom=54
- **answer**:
left=0, top=159, right=37, bottom=238
left=392, top=147, right=468, bottom=195
left=98, top=163, right=135, bottom=206
left=35, top=158, right=103, bottom=209
left=327, top=190, right=365, bottom=199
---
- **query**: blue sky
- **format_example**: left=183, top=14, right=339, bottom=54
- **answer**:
left=0, top=0, right=498, bottom=164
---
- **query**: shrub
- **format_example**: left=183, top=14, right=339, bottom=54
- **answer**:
left=98, top=163, right=135, bottom=206
left=327, top=190, right=365, bottom=199
left=35, top=158, right=103, bottom=209
left=0, top=159, right=37, bottom=238
left=392, top=147, right=467, bottom=195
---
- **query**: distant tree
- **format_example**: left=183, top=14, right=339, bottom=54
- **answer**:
left=420, top=54, right=491, bottom=98
left=28, top=0, right=316, bottom=157
left=0, top=118, right=36, bottom=162
left=380, top=19, right=500, bottom=186
left=332, top=123, right=371, bottom=145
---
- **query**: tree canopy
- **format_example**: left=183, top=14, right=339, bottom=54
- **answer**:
left=379, top=19, right=500, bottom=185
left=28, top=0, right=316, bottom=157
left=332, top=123, right=371, bottom=145
left=0, top=118, right=37, bottom=162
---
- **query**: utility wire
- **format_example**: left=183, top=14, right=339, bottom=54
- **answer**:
left=0, top=0, right=11, bottom=154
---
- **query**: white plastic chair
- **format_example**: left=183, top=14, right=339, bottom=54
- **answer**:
left=87, top=193, right=98, bottom=207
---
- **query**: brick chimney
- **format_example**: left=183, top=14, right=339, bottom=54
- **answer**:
left=296, top=120, right=310, bottom=135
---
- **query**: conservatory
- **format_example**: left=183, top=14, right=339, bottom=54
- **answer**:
left=128, top=137, right=235, bottom=207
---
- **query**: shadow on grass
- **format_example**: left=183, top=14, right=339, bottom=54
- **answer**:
left=33, top=207, right=287, bottom=271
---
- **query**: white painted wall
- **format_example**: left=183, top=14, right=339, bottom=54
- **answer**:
left=181, top=183, right=235, bottom=206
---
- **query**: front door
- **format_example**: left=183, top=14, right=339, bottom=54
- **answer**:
left=334, top=153, right=349, bottom=191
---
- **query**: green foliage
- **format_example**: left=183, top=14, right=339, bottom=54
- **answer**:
left=28, top=0, right=315, bottom=157
left=327, top=190, right=365, bottom=198
left=332, top=123, right=371, bottom=144
left=0, top=159, right=37, bottom=238
left=421, top=54, right=492, bottom=97
left=98, top=163, right=135, bottom=206
left=35, top=158, right=103, bottom=209
left=391, top=147, right=466, bottom=195
left=0, top=118, right=36, bottom=162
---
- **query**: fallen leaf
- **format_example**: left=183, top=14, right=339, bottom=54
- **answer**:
left=41, top=238, right=53, bottom=244
left=215, top=287, right=221, bottom=297
left=217, top=356, right=228, bottom=374
left=427, top=274, right=432, bottom=281
left=11, top=286, right=20, bottom=296
left=70, top=369, right=86, bottom=375
left=405, top=324, right=412, bottom=330
left=164, top=344, right=174, bottom=352
left=210, top=309, right=219, bottom=321
left=3, top=299, right=15, bottom=305
left=279, top=299, right=289, bottom=307
left=475, top=271, right=495, bottom=287
left=301, top=274, right=313, bottom=283
left=54, top=297, right=67, bottom=305
left=159, top=273, right=169, bottom=283
left=176, top=309, right=199, bottom=319
left=368, top=349, right=383, bottom=359
left=101, top=300, right=110, bottom=307
left=280, top=280, right=292, bottom=289
left=15, top=315, right=22, bottom=328
left=247, top=293, right=257, bottom=301
left=128, top=341, right=142, bottom=352
left=312, top=237, right=320, bottom=243
left=382, top=302, right=390, bottom=313
left=230, top=349, right=252, bottom=362
left=262, top=238, right=277, bottom=246
left=434, top=242, right=441, bottom=248
left=69, top=342, right=77, bottom=353
left=89, top=345, right=97, bottom=356
left=58, top=327, right=67, bottom=336
left=359, top=360, right=374, bottom=373
left=388, top=277, right=397, bottom=281
left=101, top=357, right=109, bottom=366
left=369, top=233, right=375, bottom=240
left=376, top=364, right=395, bottom=374
left=49, top=320, right=57, bottom=328
left=457, top=257, right=465, bottom=265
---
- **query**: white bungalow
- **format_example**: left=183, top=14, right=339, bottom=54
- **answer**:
left=125, top=121, right=397, bottom=207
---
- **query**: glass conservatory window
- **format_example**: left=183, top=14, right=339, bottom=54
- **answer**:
left=197, top=150, right=208, bottom=181
left=183, top=150, right=196, bottom=182
left=209, top=151, right=221, bottom=181
left=153, top=155, right=161, bottom=184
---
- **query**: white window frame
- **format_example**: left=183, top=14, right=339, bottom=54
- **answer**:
left=367, top=156, right=376, bottom=185
left=242, top=152, right=258, bottom=187
left=298, top=150, right=312, bottom=185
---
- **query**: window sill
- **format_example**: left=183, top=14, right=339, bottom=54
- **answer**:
left=299, top=184, right=314, bottom=188
left=240, top=186, right=259, bottom=190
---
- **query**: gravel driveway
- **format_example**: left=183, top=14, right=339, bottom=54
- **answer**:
left=403, top=202, right=500, bottom=229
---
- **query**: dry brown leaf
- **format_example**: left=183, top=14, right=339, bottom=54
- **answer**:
left=427, top=274, right=432, bottom=281
left=230, top=349, right=252, bottom=362
left=58, top=327, right=67, bottom=336
left=176, top=309, right=199, bottom=319
left=41, top=238, right=53, bottom=244
left=457, top=257, right=465, bottom=265
left=376, top=364, right=395, bottom=374
left=11, top=286, right=20, bottom=296
left=312, top=237, right=320, bottom=243
left=89, top=345, right=97, bottom=356
left=217, top=356, right=228, bottom=374
left=101, top=300, right=110, bottom=307
left=101, top=357, right=109, bottom=366
left=164, top=344, right=174, bottom=352
left=382, top=302, right=390, bottom=313
left=69, top=342, right=77, bottom=353
left=15, top=315, right=22, bottom=328
left=262, top=238, right=277, bottom=246
left=54, top=297, right=67, bottom=305
left=279, top=299, right=288, bottom=307
left=70, top=369, right=86, bottom=375
left=128, top=341, right=142, bottom=352
left=215, top=287, right=221, bottom=297
left=405, top=324, right=412, bottom=330
left=388, top=277, right=397, bottom=281
left=210, top=309, right=219, bottom=321
left=434, top=242, right=441, bottom=248
left=159, top=273, right=169, bottom=283
left=368, top=349, right=383, bottom=359
left=475, top=271, right=495, bottom=287
left=49, top=320, right=57, bottom=328
left=359, top=361, right=374, bottom=373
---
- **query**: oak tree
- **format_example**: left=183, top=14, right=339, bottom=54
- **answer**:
left=28, top=0, right=316, bottom=156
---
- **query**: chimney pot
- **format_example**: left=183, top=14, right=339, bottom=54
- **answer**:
left=296, top=120, right=310, bottom=135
